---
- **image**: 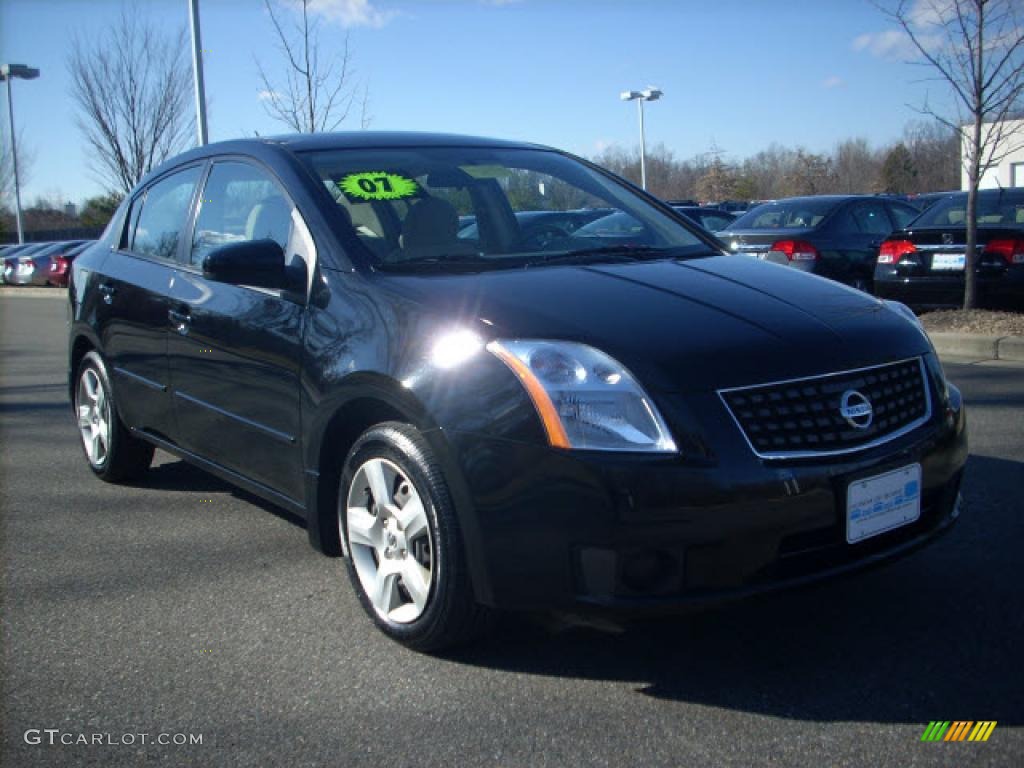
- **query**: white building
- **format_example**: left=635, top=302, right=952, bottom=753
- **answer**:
left=962, top=118, right=1024, bottom=189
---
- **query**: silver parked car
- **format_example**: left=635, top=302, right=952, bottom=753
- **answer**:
left=4, top=241, right=86, bottom=286
left=3, top=242, right=54, bottom=284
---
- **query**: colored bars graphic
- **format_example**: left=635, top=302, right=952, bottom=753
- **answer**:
left=921, top=721, right=997, bottom=742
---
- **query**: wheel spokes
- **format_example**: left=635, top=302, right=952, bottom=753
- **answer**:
left=362, top=459, right=393, bottom=508
left=345, top=457, right=435, bottom=625
left=396, top=495, right=428, bottom=542
left=370, top=562, right=400, bottom=616
left=400, top=557, right=430, bottom=612
left=83, top=371, right=98, bottom=403
left=77, top=368, right=111, bottom=467
left=347, top=506, right=381, bottom=549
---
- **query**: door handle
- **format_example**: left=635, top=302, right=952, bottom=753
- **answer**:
left=168, top=308, right=192, bottom=335
left=98, top=283, right=116, bottom=304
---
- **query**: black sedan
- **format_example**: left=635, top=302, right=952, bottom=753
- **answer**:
left=68, top=133, right=966, bottom=651
left=719, top=195, right=921, bottom=291
left=874, top=188, right=1024, bottom=309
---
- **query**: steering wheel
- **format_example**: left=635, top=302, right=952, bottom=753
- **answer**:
left=522, top=225, right=571, bottom=250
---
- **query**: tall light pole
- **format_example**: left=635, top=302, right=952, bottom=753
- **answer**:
left=188, top=0, right=209, bottom=146
left=619, top=87, right=662, bottom=191
left=1, top=63, right=39, bottom=245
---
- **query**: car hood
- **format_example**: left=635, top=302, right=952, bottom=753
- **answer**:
left=375, top=255, right=931, bottom=393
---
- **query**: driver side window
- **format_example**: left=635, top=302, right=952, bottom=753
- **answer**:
left=191, top=162, right=294, bottom=267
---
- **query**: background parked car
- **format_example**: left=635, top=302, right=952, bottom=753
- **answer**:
left=906, top=191, right=960, bottom=212
left=704, top=199, right=751, bottom=215
left=0, top=244, right=30, bottom=283
left=571, top=210, right=646, bottom=240
left=719, top=195, right=921, bottom=292
left=4, top=241, right=87, bottom=287
left=874, top=188, right=1024, bottom=309
left=3, top=242, right=56, bottom=285
left=671, top=205, right=737, bottom=233
left=46, top=240, right=95, bottom=288
left=458, top=208, right=613, bottom=249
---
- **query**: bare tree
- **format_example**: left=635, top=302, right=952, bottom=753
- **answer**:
left=903, top=119, right=961, bottom=191
left=782, top=150, right=836, bottom=196
left=833, top=138, right=883, bottom=193
left=0, top=129, right=35, bottom=211
left=257, top=0, right=370, bottom=133
left=67, top=11, right=193, bottom=196
left=880, top=0, right=1024, bottom=308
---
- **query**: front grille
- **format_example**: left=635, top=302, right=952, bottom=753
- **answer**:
left=719, top=357, right=931, bottom=459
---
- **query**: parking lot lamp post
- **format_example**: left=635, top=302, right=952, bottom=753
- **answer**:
left=619, top=87, right=662, bottom=191
left=188, top=0, right=209, bottom=146
left=1, top=63, right=40, bottom=245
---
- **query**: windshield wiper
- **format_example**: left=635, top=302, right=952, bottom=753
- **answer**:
left=375, top=253, right=498, bottom=272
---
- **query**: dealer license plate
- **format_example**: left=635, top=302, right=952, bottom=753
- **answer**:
left=931, top=253, right=966, bottom=271
left=846, top=464, right=921, bottom=544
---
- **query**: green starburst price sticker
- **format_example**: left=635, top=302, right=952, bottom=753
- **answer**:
left=339, top=172, right=420, bottom=201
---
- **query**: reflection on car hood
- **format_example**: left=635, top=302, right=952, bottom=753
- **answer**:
left=376, top=255, right=930, bottom=392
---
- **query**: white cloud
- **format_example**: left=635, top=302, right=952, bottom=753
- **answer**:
left=822, top=75, right=845, bottom=89
left=852, top=28, right=921, bottom=59
left=908, top=0, right=954, bottom=28
left=257, top=89, right=280, bottom=101
left=852, top=0, right=947, bottom=60
left=306, top=0, right=397, bottom=29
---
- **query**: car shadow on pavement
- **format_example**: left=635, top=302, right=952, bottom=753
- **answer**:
left=446, top=454, right=1023, bottom=726
left=134, top=457, right=308, bottom=531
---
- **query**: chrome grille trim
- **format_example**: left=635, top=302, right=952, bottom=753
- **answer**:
left=717, top=357, right=933, bottom=460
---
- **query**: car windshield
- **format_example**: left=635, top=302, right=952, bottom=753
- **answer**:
left=300, top=146, right=712, bottom=270
left=728, top=198, right=840, bottom=230
left=912, top=190, right=1024, bottom=228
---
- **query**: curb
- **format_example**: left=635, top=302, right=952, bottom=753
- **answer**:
left=927, top=331, right=1024, bottom=363
left=0, top=286, right=67, bottom=298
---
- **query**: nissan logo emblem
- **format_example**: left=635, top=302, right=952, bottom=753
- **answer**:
left=942, top=233, right=954, bottom=245
left=840, top=390, right=873, bottom=429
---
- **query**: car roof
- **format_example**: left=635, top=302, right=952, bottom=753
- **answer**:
left=673, top=206, right=733, bottom=215
left=757, top=195, right=864, bottom=205
left=136, top=132, right=553, bottom=194
left=268, top=131, right=548, bottom=152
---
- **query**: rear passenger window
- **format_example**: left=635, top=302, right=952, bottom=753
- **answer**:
left=888, top=203, right=919, bottom=229
left=190, top=162, right=294, bottom=266
left=848, top=202, right=892, bottom=236
left=131, top=167, right=202, bottom=261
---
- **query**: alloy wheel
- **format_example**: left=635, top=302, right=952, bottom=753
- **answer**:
left=77, top=367, right=111, bottom=467
left=345, top=458, right=434, bottom=623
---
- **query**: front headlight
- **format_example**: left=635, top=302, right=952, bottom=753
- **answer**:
left=487, top=340, right=677, bottom=453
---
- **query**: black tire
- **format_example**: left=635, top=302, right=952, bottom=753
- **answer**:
left=74, top=351, right=154, bottom=482
left=338, top=421, right=493, bottom=652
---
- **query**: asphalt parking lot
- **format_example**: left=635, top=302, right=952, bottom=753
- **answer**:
left=2, top=293, right=1022, bottom=768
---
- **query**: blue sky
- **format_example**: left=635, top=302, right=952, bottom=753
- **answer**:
left=0, top=0, right=955, bottom=206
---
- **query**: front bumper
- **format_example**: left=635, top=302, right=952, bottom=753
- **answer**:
left=444, top=384, right=967, bottom=613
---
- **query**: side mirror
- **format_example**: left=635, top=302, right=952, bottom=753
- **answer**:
left=202, top=239, right=288, bottom=290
